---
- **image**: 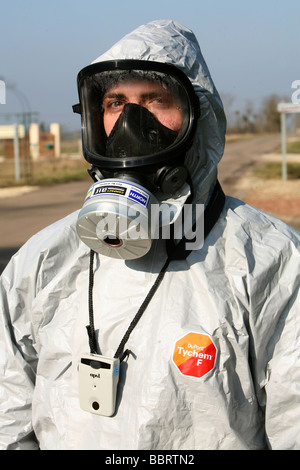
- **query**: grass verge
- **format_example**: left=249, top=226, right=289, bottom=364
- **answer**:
left=0, top=157, right=90, bottom=187
left=253, top=162, right=300, bottom=179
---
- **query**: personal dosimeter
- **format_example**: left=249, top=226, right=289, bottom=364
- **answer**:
left=78, top=353, right=120, bottom=416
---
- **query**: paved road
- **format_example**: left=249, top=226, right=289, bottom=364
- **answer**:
left=0, top=179, right=91, bottom=273
left=0, top=134, right=281, bottom=273
left=218, top=133, right=281, bottom=193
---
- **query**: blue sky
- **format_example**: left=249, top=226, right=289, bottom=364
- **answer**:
left=1, top=0, right=299, bottom=131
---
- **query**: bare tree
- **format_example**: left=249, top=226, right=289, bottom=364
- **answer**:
left=258, top=94, right=284, bottom=132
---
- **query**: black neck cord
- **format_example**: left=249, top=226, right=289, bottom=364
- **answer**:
left=86, top=181, right=225, bottom=362
left=87, top=248, right=171, bottom=361
left=86, top=249, right=98, bottom=355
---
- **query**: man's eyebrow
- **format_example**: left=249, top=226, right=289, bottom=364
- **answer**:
left=103, top=90, right=168, bottom=101
left=103, top=92, right=126, bottom=100
left=141, top=91, right=163, bottom=99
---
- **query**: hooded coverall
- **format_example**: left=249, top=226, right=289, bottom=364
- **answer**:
left=0, top=20, right=299, bottom=450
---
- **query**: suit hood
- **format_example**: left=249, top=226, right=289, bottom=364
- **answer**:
left=92, top=20, right=227, bottom=205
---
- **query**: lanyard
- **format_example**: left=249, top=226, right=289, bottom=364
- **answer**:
left=86, top=180, right=225, bottom=362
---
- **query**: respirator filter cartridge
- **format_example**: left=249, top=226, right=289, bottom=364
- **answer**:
left=76, top=179, right=158, bottom=260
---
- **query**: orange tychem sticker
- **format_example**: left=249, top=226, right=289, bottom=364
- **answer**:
left=172, top=332, right=217, bottom=378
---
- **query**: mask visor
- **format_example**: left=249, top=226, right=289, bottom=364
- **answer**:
left=75, top=60, right=199, bottom=170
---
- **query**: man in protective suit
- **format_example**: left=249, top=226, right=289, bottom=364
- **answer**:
left=0, top=20, right=299, bottom=450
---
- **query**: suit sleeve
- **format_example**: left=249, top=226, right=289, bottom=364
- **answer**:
left=0, top=253, right=39, bottom=450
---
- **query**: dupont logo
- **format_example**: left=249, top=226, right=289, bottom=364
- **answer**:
left=128, top=189, right=149, bottom=206
left=172, top=332, right=217, bottom=379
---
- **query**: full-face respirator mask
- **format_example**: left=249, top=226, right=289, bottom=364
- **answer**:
left=73, top=60, right=200, bottom=259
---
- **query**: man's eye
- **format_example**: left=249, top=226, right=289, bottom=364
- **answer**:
left=103, top=98, right=125, bottom=111
left=109, top=100, right=123, bottom=108
left=148, top=95, right=171, bottom=108
left=150, top=96, right=163, bottom=104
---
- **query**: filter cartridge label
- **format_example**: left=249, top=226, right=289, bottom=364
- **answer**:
left=84, top=180, right=150, bottom=207
left=128, top=189, right=148, bottom=206
left=94, top=185, right=126, bottom=196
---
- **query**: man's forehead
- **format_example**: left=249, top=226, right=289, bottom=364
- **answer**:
left=104, top=79, right=168, bottom=96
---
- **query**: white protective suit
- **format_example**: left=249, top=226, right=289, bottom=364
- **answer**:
left=1, top=20, right=300, bottom=451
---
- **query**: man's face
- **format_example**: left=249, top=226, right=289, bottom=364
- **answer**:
left=102, top=79, right=183, bottom=136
